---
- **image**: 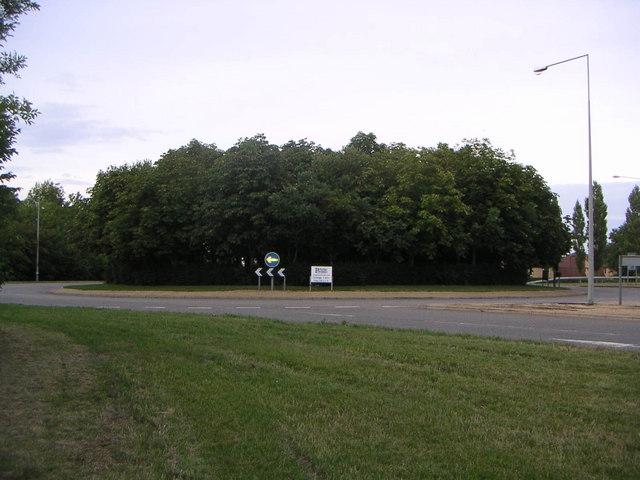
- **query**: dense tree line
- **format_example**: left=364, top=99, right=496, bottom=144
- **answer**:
left=3, top=133, right=572, bottom=285
left=0, top=1, right=39, bottom=286
left=1, top=180, right=99, bottom=281
left=567, top=182, right=640, bottom=276
left=607, top=185, right=640, bottom=270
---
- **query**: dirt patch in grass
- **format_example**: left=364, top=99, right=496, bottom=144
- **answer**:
left=0, top=324, right=132, bottom=479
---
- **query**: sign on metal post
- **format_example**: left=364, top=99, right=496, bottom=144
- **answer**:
left=310, top=266, right=333, bottom=291
left=255, top=267, right=263, bottom=290
left=256, top=253, right=286, bottom=291
left=264, top=252, right=284, bottom=290
left=618, top=255, right=640, bottom=304
left=621, top=255, right=640, bottom=267
left=278, top=268, right=286, bottom=290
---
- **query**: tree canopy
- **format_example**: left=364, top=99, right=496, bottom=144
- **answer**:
left=72, top=134, right=569, bottom=285
left=584, top=181, right=609, bottom=272
left=0, top=0, right=39, bottom=286
left=570, top=200, right=586, bottom=273
left=607, top=185, right=640, bottom=270
left=0, top=0, right=39, bottom=185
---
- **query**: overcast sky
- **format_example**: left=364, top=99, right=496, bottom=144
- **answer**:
left=4, top=0, right=639, bottom=228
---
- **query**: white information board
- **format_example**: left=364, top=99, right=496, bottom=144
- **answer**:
left=621, top=255, right=640, bottom=268
left=310, top=266, right=333, bottom=290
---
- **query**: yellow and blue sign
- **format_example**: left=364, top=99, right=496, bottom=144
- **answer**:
left=264, top=252, right=281, bottom=268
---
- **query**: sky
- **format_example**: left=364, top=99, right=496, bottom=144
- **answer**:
left=3, top=0, right=639, bottom=229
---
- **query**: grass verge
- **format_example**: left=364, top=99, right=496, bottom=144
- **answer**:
left=1, top=304, right=638, bottom=479
left=66, top=283, right=555, bottom=293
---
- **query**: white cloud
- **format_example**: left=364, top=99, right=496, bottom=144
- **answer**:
left=19, top=103, right=151, bottom=152
left=2, top=0, right=638, bottom=214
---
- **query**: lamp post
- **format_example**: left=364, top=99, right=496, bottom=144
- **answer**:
left=613, top=175, right=640, bottom=181
left=534, top=54, right=595, bottom=305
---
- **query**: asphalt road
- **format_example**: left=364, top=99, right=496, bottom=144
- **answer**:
left=1, top=282, right=639, bottom=350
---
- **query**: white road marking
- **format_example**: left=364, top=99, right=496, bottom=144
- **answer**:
left=285, top=306, right=311, bottom=309
left=236, top=306, right=261, bottom=309
left=97, top=306, right=121, bottom=309
left=436, top=321, right=619, bottom=337
left=188, top=307, right=212, bottom=310
left=553, top=338, right=640, bottom=349
left=145, top=306, right=166, bottom=310
left=335, top=305, right=360, bottom=309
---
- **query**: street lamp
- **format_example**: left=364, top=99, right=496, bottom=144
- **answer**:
left=613, top=175, right=640, bottom=181
left=534, top=54, right=595, bottom=304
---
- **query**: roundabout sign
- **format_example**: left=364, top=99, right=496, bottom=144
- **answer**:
left=264, top=252, right=280, bottom=268
left=256, top=252, right=285, bottom=290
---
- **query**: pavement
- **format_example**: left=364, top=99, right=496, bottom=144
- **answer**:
left=423, top=302, right=640, bottom=321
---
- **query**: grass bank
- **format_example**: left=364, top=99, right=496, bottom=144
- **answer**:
left=1, top=304, right=638, bottom=479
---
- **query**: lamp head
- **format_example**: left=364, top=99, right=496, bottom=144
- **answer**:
left=533, top=66, right=548, bottom=75
left=613, top=175, right=640, bottom=180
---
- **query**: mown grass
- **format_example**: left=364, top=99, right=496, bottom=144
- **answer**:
left=66, top=283, right=554, bottom=293
left=65, top=283, right=261, bottom=292
left=1, top=304, right=638, bottom=479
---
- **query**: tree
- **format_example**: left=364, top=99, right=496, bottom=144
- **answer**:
left=570, top=200, right=586, bottom=273
left=85, top=162, right=163, bottom=283
left=354, top=143, right=468, bottom=264
left=85, top=141, right=231, bottom=284
left=266, top=140, right=328, bottom=263
left=74, top=134, right=570, bottom=285
left=154, top=140, right=223, bottom=281
left=0, top=0, right=39, bottom=185
left=207, top=134, right=284, bottom=265
left=432, top=139, right=569, bottom=280
left=607, top=185, right=640, bottom=270
left=0, top=185, right=20, bottom=284
left=585, top=181, right=608, bottom=272
left=0, top=1, right=39, bottom=286
left=26, top=179, right=65, bottom=205
left=307, top=147, right=371, bottom=263
left=346, top=131, right=384, bottom=156
left=1, top=181, right=99, bottom=281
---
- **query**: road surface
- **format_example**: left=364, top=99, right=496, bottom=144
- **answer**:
left=1, top=282, right=639, bottom=350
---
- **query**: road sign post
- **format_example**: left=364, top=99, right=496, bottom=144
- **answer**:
left=264, top=253, right=284, bottom=291
left=266, top=267, right=275, bottom=290
left=619, top=255, right=640, bottom=304
left=255, top=267, right=263, bottom=290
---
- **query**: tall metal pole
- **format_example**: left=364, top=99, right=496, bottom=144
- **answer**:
left=585, top=55, right=595, bottom=305
left=36, top=199, right=40, bottom=282
left=534, top=54, right=594, bottom=304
